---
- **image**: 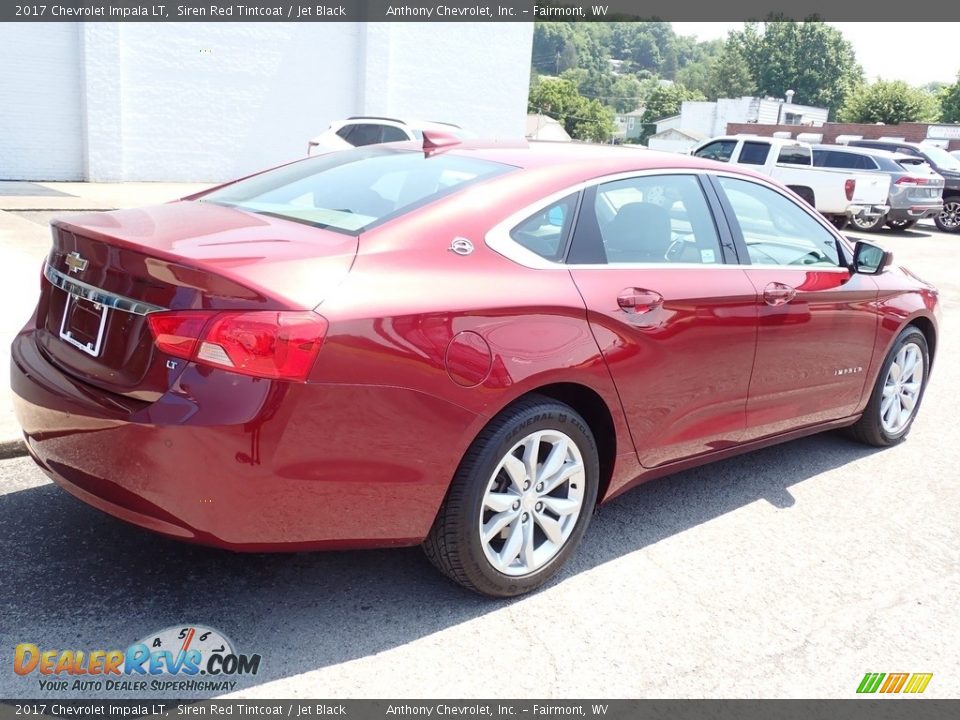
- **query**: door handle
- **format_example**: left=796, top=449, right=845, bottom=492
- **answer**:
left=762, top=282, right=796, bottom=306
left=617, top=288, right=664, bottom=314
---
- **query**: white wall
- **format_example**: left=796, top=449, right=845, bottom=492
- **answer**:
left=111, top=23, right=364, bottom=181
left=0, top=24, right=84, bottom=180
left=1, top=22, right=533, bottom=182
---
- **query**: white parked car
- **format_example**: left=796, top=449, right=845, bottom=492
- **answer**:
left=692, top=135, right=891, bottom=230
left=307, top=117, right=474, bottom=155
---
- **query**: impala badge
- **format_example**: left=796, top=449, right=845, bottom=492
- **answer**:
left=65, top=252, right=88, bottom=274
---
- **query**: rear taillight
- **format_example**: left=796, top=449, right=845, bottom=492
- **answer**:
left=147, top=310, right=327, bottom=381
left=844, top=178, right=856, bottom=201
left=896, top=176, right=928, bottom=185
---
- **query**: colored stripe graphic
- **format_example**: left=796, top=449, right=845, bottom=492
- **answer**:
left=857, top=673, right=886, bottom=693
left=903, top=673, right=933, bottom=694
left=880, top=673, right=909, bottom=693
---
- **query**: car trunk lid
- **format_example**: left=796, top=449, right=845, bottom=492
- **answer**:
left=36, top=201, right=357, bottom=400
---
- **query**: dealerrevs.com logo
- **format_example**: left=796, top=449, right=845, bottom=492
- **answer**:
left=14, top=625, right=261, bottom=693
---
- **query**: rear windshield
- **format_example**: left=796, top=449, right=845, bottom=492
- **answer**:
left=199, top=147, right=513, bottom=234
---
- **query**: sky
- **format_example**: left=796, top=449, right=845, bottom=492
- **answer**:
left=671, top=22, right=960, bottom=87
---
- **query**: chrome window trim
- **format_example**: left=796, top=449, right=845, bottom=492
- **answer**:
left=44, top=264, right=165, bottom=316
left=485, top=167, right=850, bottom=270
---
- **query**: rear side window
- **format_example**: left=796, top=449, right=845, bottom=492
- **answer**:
left=509, top=194, right=578, bottom=262
left=814, top=151, right=875, bottom=170
left=200, top=147, right=513, bottom=234
left=738, top=142, right=771, bottom=165
left=777, top=145, right=811, bottom=166
left=380, top=126, right=409, bottom=143
left=335, top=125, right=355, bottom=141
left=344, top=124, right=383, bottom=147
left=693, top=140, right=737, bottom=163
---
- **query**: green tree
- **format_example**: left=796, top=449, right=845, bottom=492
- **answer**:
left=730, top=21, right=863, bottom=119
left=710, top=41, right=757, bottom=99
left=639, top=83, right=706, bottom=144
left=609, top=74, right=644, bottom=113
left=528, top=76, right=615, bottom=142
left=570, top=99, right=616, bottom=142
left=940, top=73, right=960, bottom=123
left=640, top=83, right=705, bottom=125
left=840, top=80, right=941, bottom=124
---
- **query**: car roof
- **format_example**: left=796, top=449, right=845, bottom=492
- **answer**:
left=426, top=140, right=765, bottom=178
left=812, top=144, right=915, bottom=161
left=344, top=116, right=463, bottom=131
left=849, top=139, right=922, bottom=149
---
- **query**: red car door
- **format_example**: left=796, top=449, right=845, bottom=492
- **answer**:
left=710, top=174, right=879, bottom=440
left=566, top=173, right=758, bottom=468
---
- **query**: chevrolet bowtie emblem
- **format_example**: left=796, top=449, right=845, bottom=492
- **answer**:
left=65, top=252, right=88, bottom=274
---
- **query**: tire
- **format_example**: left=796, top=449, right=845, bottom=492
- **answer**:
left=847, top=326, right=929, bottom=447
left=934, top=198, right=960, bottom=233
left=850, top=213, right=886, bottom=232
left=828, top=215, right=849, bottom=231
left=424, top=395, right=600, bottom=597
left=886, top=218, right=917, bottom=231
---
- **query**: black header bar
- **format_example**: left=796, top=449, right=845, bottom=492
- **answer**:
left=1, top=1, right=958, bottom=22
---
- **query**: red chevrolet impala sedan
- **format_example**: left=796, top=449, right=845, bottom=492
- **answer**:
left=11, top=139, right=940, bottom=596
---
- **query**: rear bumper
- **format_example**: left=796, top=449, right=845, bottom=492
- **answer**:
left=848, top=204, right=890, bottom=219
left=11, top=328, right=477, bottom=550
left=886, top=203, right=943, bottom=222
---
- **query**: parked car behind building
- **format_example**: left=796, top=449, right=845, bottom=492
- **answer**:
left=812, top=145, right=944, bottom=231
left=308, top=117, right=473, bottom=155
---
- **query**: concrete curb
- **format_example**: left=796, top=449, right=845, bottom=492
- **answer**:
left=0, top=437, right=27, bottom=459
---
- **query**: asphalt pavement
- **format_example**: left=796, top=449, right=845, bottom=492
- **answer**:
left=0, top=219, right=958, bottom=699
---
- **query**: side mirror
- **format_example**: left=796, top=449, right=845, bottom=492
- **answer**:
left=852, top=240, right=892, bottom=275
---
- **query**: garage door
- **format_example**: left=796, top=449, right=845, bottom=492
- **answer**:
left=0, top=24, right=84, bottom=181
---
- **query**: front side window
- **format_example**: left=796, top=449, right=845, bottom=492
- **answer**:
left=200, top=147, right=512, bottom=234
left=577, top=174, right=724, bottom=265
left=717, top=176, right=841, bottom=268
left=694, top=140, right=737, bottom=163
left=509, top=194, right=578, bottom=262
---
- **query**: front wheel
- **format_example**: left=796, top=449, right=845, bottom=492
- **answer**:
left=934, top=199, right=960, bottom=233
left=847, top=326, right=929, bottom=447
left=424, top=396, right=599, bottom=597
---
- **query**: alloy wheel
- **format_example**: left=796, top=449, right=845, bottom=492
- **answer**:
left=880, top=343, right=924, bottom=435
left=478, top=430, right=585, bottom=576
left=937, top=200, right=960, bottom=232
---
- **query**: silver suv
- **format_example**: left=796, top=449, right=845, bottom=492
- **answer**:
left=812, top=145, right=944, bottom=232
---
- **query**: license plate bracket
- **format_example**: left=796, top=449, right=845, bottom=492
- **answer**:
left=59, top=291, right=109, bottom=357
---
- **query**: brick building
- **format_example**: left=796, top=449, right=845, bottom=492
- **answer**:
left=725, top=122, right=960, bottom=152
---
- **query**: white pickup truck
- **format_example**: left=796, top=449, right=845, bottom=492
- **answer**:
left=691, top=136, right=890, bottom=229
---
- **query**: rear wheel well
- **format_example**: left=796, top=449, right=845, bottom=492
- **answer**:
left=524, top=383, right=617, bottom=503
left=908, top=316, right=937, bottom=366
